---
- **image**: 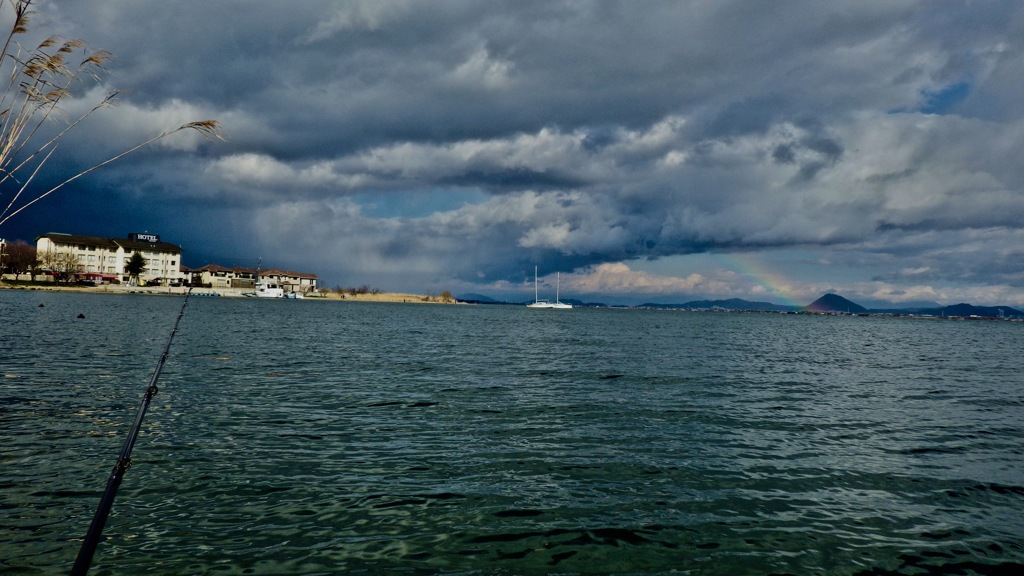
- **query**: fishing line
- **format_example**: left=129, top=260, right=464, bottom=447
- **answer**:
left=70, top=287, right=194, bottom=576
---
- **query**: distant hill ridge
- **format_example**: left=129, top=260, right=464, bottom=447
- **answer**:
left=639, top=298, right=793, bottom=312
left=932, top=302, right=1024, bottom=318
left=606, top=293, right=1024, bottom=318
left=457, top=293, right=500, bottom=303
left=463, top=292, right=1023, bottom=318
left=659, top=294, right=1022, bottom=318
left=802, top=293, right=1023, bottom=317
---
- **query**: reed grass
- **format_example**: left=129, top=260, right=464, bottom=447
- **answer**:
left=0, top=0, right=223, bottom=227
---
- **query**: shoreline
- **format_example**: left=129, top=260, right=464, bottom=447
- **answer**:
left=0, top=282, right=459, bottom=304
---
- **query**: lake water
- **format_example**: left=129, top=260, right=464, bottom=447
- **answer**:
left=1, top=289, right=1022, bottom=575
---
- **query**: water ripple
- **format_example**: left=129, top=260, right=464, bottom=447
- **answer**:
left=2, top=292, right=1023, bottom=574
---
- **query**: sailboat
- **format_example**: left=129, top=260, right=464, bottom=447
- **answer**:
left=527, top=266, right=572, bottom=309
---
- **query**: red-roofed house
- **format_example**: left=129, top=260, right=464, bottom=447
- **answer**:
left=192, top=264, right=257, bottom=288
left=259, top=269, right=318, bottom=295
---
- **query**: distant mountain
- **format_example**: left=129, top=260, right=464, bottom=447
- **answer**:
left=688, top=298, right=795, bottom=312
left=459, top=292, right=1022, bottom=318
left=866, top=302, right=1023, bottom=318
left=638, top=298, right=796, bottom=312
left=863, top=300, right=943, bottom=311
left=558, top=298, right=601, bottom=307
left=869, top=306, right=940, bottom=315
left=805, top=293, right=867, bottom=313
left=935, top=303, right=1024, bottom=318
left=456, top=293, right=502, bottom=303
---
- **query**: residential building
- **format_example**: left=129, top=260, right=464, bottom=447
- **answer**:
left=192, top=264, right=257, bottom=289
left=192, top=265, right=318, bottom=294
left=260, top=269, right=319, bottom=294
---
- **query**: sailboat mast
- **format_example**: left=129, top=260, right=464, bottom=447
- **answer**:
left=534, top=265, right=539, bottom=303
left=556, top=272, right=560, bottom=303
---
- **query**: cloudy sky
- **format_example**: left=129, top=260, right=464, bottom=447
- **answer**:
left=2, top=1, right=1022, bottom=306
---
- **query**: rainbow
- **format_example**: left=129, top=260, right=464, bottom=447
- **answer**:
left=716, top=252, right=807, bottom=308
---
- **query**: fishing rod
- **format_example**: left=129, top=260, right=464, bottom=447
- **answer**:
left=70, top=287, right=194, bottom=576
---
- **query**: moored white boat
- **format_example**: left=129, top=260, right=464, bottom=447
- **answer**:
left=255, top=278, right=285, bottom=298
left=248, top=260, right=287, bottom=298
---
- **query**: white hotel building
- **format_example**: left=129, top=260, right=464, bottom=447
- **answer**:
left=36, top=232, right=186, bottom=285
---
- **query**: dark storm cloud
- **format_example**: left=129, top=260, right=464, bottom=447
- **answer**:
left=440, top=167, right=586, bottom=191
left=4, top=1, right=1023, bottom=305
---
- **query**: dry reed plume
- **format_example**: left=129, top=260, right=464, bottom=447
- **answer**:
left=0, top=0, right=224, bottom=228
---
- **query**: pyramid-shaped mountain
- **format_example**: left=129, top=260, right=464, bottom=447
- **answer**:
left=805, top=293, right=867, bottom=313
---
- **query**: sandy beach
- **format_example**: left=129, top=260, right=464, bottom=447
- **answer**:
left=0, top=282, right=458, bottom=304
